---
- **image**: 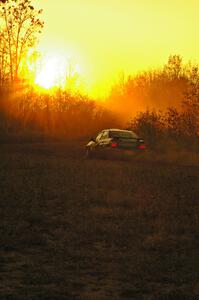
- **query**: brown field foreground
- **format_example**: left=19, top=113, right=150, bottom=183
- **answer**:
left=0, top=141, right=199, bottom=300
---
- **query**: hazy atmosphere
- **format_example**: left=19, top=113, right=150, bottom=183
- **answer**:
left=0, top=1, right=198, bottom=299
left=34, top=0, right=199, bottom=96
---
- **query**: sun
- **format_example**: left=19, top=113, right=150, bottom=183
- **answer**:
left=32, top=51, right=82, bottom=91
left=35, top=53, right=68, bottom=89
left=26, top=48, right=87, bottom=93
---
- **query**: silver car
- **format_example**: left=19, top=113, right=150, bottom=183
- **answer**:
left=85, top=129, right=146, bottom=158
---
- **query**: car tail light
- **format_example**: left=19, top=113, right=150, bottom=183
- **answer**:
left=111, top=142, right=118, bottom=148
left=137, top=144, right=146, bottom=150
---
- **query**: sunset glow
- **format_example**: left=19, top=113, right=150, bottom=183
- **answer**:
left=35, top=57, right=65, bottom=89
left=33, top=0, right=199, bottom=97
left=30, top=51, right=81, bottom=91
left=35, top=54, right=66, bottom=89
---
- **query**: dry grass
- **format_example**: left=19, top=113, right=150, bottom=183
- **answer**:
left=0, top=141, right=199, bottom=299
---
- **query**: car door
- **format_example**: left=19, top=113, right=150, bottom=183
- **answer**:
left=95, top=132, right=103, bottom=143
left=97, top=131, right=110, bottom=156
left=97, top=131, right=108, bottom=146
left=98, top=131, right=108, bottom=145
left=93, top=132, right=103, bottom=150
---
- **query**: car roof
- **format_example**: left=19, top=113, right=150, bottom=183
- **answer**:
left=102, top=129, right=132, bottom=132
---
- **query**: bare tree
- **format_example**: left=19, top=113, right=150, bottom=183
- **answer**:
left=163, top=54, right=183, bottom=79
left=0, top=0, right=44, bottom=82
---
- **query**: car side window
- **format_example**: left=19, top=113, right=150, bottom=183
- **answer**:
left=96, top=132, right=103, bottom=142
left=101, top=131, right=109, bottom=139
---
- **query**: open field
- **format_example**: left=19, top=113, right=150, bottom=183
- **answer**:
left=0, top=142, right=199, bottom=300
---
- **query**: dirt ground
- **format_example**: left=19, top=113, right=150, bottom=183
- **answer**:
left=0, top=142, right=199, bottom=300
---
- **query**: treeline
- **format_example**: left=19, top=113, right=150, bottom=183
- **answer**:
left=0, top=55, right=198, bottom=151
left=108, top=55, right=199, bottom=151
left=108, top=55, right=199, bottom=116
left=0, top=84, right=120, bottom=140
left=128, top=108, right=198, bottom=152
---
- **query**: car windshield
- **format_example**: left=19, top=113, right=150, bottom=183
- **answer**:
left=109, top=130, right=138, bottom=139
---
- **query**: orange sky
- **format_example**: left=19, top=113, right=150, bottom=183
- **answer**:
left=34, top=0, right=199, bottom=97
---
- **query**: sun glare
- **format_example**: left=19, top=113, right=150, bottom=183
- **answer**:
left=33, top=52, right=82, bottom=91
left=35, top=54, right=67, bottom=89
